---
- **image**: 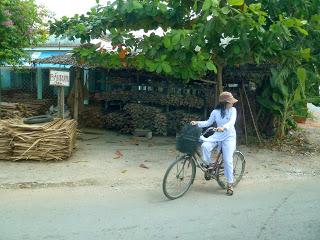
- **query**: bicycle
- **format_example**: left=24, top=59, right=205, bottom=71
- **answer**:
left=162, top=127, right=246, bottom=200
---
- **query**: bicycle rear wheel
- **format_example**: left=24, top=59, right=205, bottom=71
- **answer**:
left=162, top=155, right=196, bottom=200
left=216, top=151, right=245, bottom=189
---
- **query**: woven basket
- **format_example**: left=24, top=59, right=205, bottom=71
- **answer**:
left=176, top=124, right=202, bottom=154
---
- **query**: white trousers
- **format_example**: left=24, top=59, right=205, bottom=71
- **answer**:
left=201, top=137, right=236, bottom=184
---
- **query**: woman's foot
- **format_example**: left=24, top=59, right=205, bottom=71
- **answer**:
left=226, top=184, right=233, bottom=196
left=201, top=162, right=217, bottom=170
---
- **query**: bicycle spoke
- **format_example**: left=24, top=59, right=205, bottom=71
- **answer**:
left=163, top=156, right=196, bottom=199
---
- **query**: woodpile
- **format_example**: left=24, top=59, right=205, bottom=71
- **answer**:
left=124, top=103, right=168, bottom=136
left=104, top=111, right=133, bottom=134
left=1, top=90, right=52, bottom=116
left=94, top=90, right=205, bottom=109
left=0, top=102, right=31, bottom=119
left=104, top=104, right=201, bottom=136
left=0, top=126, right=12, bottom=158
left=0, top=119, right=77, bottom=161
left=166, top=110, right=201, bottom=135
left=79, top=106, right=104, bottom=128
left=23, top=101, right=51, bottom=116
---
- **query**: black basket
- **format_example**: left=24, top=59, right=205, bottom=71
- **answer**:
left=176, top=124, right=202, bottom=154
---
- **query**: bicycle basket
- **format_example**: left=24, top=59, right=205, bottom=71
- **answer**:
left=176, top=124, right=202, bottom=154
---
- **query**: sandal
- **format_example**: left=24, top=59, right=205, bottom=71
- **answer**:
left=226, top=184, right=233, bottom=196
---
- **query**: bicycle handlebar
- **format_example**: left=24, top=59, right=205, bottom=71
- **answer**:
left=202, top=127, right=218, bottom=136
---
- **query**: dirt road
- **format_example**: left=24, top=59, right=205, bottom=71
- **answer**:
left=0, top=177, right=319, bottom=240
left=0, top=127, right=319, bottom=191
left=0, top=104, right=319, bottom=239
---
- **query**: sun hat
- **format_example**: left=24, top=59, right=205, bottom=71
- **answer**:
left=219, top=91, right=238, bottom=103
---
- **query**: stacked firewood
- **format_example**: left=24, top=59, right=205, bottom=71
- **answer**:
left=79, top=106, right=104, bottom=128
left=154, top=113, right=168, bottom=136
left=0, top=119, right=77, bottom=161
left=104, top=111, right=133, bottom=134
left=0, top=102, right=32, bottom=119
left=23, top=101, right=51, bottom=115
left=2, top=89, right=52, bottom=116
left=123, top=103, right=168, bottom=136
left=0, top=126, right=12, bottom=159
left=104, top=104, right=168, bottom=135
left=166, top=110, right=201, bottom=135
left=94, top=91, right=205, bottom=109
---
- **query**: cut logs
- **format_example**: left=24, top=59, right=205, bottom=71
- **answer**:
left=79, top=106, right=104, bottom=128
left=0, top=118, right=77, bottom=161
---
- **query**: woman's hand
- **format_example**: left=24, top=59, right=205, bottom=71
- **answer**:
left=190, top=121, right=197, bottom=126
left=217, top=127, right=225, bottom=132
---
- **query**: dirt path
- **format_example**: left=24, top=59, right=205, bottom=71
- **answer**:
left=1, top=178, right=319, bottom=240
left=0, top=125, right=319, bottom=190
left=0, top=102, right=319, bottom=189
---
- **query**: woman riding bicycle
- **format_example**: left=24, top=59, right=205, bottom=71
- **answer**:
left=191, top=91, right=238, bottom=196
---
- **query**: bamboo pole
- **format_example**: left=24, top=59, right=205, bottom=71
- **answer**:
left=239, top=88, right=248, bottom=145
left=74, top=68, right=80, bottom=120
left=242, top=83, right=262, bottom=143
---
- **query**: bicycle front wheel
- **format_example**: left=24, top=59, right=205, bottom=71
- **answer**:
left=162, top=155, right=196, bottom=200
left=216, top=151, right=246, bottom=189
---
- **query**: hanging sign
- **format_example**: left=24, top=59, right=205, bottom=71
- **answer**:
left=49, top=70, right=70, bottom=87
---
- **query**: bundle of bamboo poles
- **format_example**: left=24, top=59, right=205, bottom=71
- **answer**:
left=0, top=126, right=12, bottom=158
left=0, top=119, right=77, bottom=161
left=0, top=102, right=30, bottom=119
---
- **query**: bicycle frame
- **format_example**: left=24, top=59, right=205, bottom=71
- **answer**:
left=190, top=147, right=223, bottom=173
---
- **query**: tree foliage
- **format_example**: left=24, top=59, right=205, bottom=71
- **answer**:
left=50, top=1, right=304, bottom=80
left=0, top=0, right=48, bottom=65
left=50, top=0, right=320, bottom=137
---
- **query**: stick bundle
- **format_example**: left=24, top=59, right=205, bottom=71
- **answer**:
left=0, top=119, right=77, bottom=161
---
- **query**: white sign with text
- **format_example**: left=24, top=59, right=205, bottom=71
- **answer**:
left=49, top=70, right=70, bottom=87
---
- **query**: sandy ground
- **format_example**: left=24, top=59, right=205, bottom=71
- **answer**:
left=1, top=178, right=319, bottom=240
left=0, top=103, right=319, bottom=190
left=0, top=125, right=319, bottom=191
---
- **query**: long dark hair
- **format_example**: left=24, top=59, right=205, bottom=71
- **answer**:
left=215, top=102, right=228, bottom=118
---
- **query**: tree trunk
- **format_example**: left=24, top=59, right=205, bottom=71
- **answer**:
left=215, top=64, right=224, bottom=104
left=217, top=64, right=223, bottom=93
left=73, top=68, right=81, bottom=121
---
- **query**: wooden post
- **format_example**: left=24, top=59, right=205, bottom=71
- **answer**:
left=239, top=89, right=248, bottom=145
left=57, top=86, right=61, bottom=117
left=57, top=86, right=64, bottom=118
left=217, top=64, right=224, bottom=94
left=74, top=68, right=80, bottom=121
left=0, top=70, right=2, bottom=119
left=36, top=68, right=43, bottom=100
left=60, top=87, right=65, bottom=119
left=242, top=83, right=262, bottom=143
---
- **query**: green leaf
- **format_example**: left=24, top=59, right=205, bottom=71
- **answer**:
left=162, top=62, right=172, bottom=74
left=159, top=3, right=167, bottom=13
left=227, top=0, right=244, bottom=6
left=132, top=0, right=143, bottom=10
left=181, top=36, right=191, bottom=48
left=297, top=67, right=306, bottom=95
left=296, top=26, right=308, bottom=36
left=160, top=55, right=167, bottom=61
left=279, top=84, right=289, bottom=98
left=206, top=61, right=217, bottom=73
left=272, top=93, right=284, bottom=104
left=156, top=64, right=162, bottom=74
left=233, top=45, right=241, bottom=54
left=146, top=60, right=157, bottom=71
left=300, top=48, right=311, bottom=61
left=193, top=1, right=198, bottom=12
left=248, top=3, right=262, bottom=11
left=202, top=0, right=212, bottom=11
left=221, top=6, right=230, bottom=15
left=171, top=32, right=181, bottom=46
left=163, top=37, right=171, bottom=49
left=293, top=87, right=301, bottom=102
